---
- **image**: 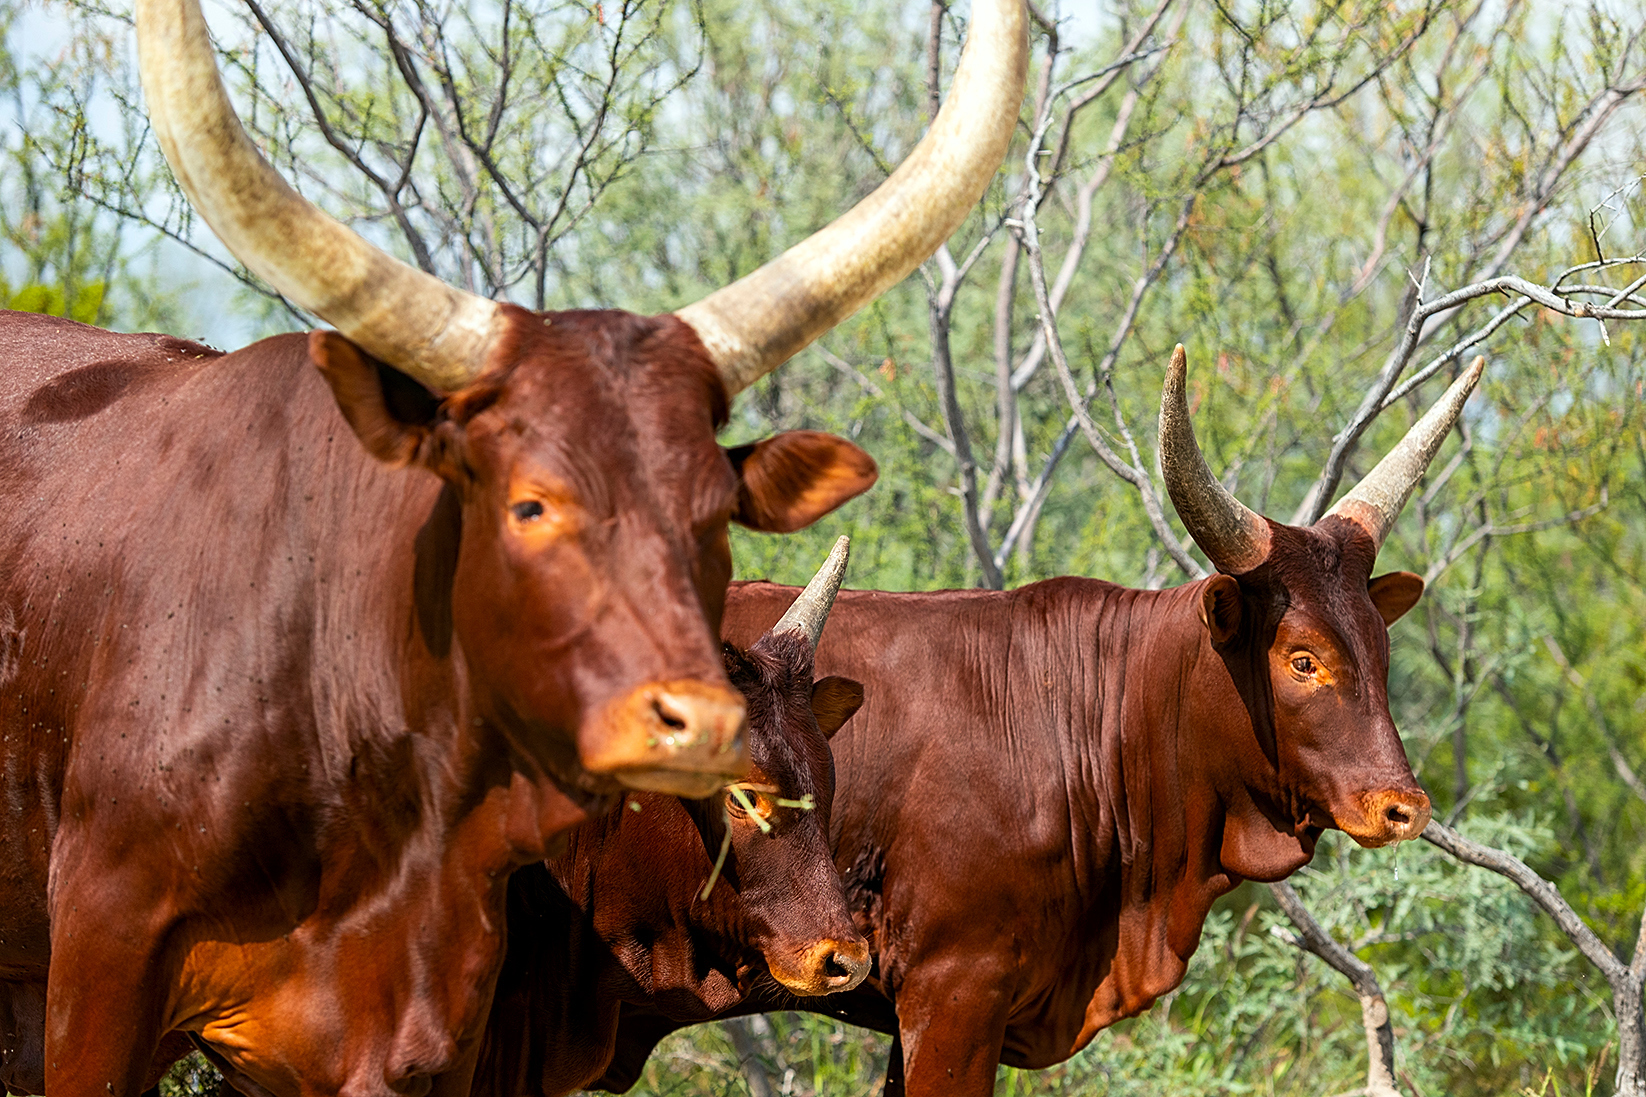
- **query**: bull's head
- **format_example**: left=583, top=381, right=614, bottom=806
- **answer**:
left=703, top=537, right=868, bottom=996
left=131, top=0, right=1026, bottom=797
left=1158, top=346, right=1483, bottom=864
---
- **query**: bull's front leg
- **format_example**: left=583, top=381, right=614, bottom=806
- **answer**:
left=883, top=954, right=1013, bottom=1097
left=44, top=855, right=176, bottom=1097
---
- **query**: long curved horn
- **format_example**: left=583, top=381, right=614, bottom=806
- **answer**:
left=771, top=536, right=850, bottom=652
left=136, top=0, right=500, bottom=392
left=1158, top=345, right=1272, bottom=575
left=677, top=0, right=1028, bottom=396
left=1325, top=356, right=1485, bottom=551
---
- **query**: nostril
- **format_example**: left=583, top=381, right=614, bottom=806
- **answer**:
left=823, top=953, right=851, bottom=980
left=652, top=698, right=687, bottom=732
left=1386, top=804, right=1412, bottom=826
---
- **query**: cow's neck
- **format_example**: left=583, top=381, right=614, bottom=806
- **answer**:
left=247, top=469, right=596, bottom=1093
left=1069, top=578, right=1311, bottom=1041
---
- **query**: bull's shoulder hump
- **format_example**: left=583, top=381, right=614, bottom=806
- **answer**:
left=0, top=309, right=225, bottom=371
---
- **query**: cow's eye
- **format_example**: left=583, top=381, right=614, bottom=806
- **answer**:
left=1291, top=654, right=1316, bottom=677
left=510, top=500, right=545, bottom=523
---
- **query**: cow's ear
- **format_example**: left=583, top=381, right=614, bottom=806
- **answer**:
left=1367, top=571, right=1424, bottom=627
left=810, top=677, right=864, bottom=739
left=310, top=331, right=465, bottom=476
left=726, top=431, right=878, bottom=533
left=1199, top=574, right=1243, bottom=645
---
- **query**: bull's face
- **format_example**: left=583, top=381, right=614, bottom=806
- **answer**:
left=710, top=633, right=869, bottom=996
left=1202, top=522, right=1431, bottom=851
left=311, top=309, right=876, bottom=798
left=1159, top=346, right=1480, bottom=864
left=139, top=0, right=1019, bottom=794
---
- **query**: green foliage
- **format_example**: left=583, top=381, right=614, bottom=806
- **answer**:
left=0, top=0, right=179, bottom=331
left=157, top=1053, right=222, bottom=1097
left=1, top=276, right=106, bottom=322
left=628, top=1015, right=891, bottom=1097
left=10, top=0, right=1642, bottom=1091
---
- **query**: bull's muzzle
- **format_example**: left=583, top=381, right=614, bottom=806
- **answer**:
left=580, top=680, right=749, bottom=798
left=1338, top=787, right=1432, bottom=848
left=770, top=937, right=872, bottom=997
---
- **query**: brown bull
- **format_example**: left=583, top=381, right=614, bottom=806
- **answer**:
left=0, top=2, right=1029, bottom=1095
left=601, top=348, right=1482, bottom=1096
left=472, top=539, right=868, bottom=1097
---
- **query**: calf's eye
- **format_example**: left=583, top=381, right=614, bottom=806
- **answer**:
left=510, top=500, right=545, bottom=523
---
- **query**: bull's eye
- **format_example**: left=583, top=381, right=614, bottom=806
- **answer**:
left=1291, top=654, right=1316, bottom=677
left=510, top=500, right=545, bottom=523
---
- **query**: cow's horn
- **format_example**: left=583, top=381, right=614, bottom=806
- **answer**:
left=771, top=536, right=851, bottom=652
left=1158, top=345, right=1273, bottom=575
left=136, top=0, right=500, bottom=393
left=1324, top=356, right=1485, bottom=552
left=676, top=0, right=1028, bottom=396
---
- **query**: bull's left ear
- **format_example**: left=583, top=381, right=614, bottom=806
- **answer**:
left=725, top=431, right=878, bottom=533
left=810, top=677, right=865, bottom=739
left=1367, top=571, right=1425, bottom=627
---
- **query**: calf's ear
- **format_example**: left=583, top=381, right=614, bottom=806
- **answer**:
left=726, top=431, right=878, bottom=533
left=310, top=331, right=466, bottom=477
left=1199, top=574, right=1243, bottom=645
left=810, top=677, right=865, bottom=739
left=1367, top=571, right=1424, bottom=627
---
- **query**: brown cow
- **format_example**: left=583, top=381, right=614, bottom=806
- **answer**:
left=0, top=3, right=1028, bottom=1097
left=602, top=348, right=1482, bottom=1096
left=472, top=538, right=868, bottom=1097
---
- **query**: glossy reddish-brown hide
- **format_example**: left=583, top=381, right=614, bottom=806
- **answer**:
left=0, top=308, right=873, bottom=1097
left=599, top=520, right=1429, bottom=1096
left=472, top=631, right=865, bottom=1097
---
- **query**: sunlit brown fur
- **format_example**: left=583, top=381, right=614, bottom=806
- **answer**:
left=0, top=307, right=873, bottom=1097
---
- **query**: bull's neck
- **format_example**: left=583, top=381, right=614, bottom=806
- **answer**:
left=1060, top=578, right=1314, bottom=1034
left=1079, top=578, right=1307, bottom=881
left=318, top=472, right=590, bottom=884
left=1082, top=580, right=1237, bottom=868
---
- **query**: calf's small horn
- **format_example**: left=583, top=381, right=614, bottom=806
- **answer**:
left=1157, top=345, right=1273, bottom=574
left=1324, top=356, right=1486, bottom=552
left=678, top=0, right=1028, bottom=395
left=771, top=536, right=851, bottom=652
left=136, top=0, right=500, bottom=392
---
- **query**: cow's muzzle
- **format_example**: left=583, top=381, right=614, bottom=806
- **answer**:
left=579, top=680, right=749, bottom=798
left=770, top=936, right=872, bottom=997
left=1337, top=787, right=1432, bottom=848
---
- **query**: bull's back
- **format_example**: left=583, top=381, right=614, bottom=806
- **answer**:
left=0, top=310, right=224, bottom=402
left=724, top=580, right=1088, bottom=851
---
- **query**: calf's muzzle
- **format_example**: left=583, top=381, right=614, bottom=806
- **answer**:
left=771, top=937, right=872, bottom=996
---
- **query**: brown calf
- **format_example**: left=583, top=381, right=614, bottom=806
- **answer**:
left=473, top=540, right=866, bottom=1097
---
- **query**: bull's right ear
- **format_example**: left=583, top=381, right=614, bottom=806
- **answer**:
left=310, top=330, right=444, bottom=468
left=1199, top=574, right=1243, bottom=645
left=725, top=431, right=878, bottom=533
left=810, top=677, right=864, bottom=739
